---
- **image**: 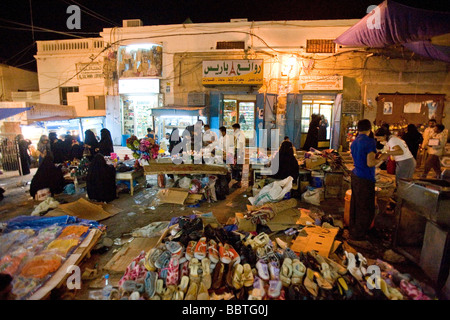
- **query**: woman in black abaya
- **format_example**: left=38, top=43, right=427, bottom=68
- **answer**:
left=86, top=153, right=117, bottom=203
left=271, top=140, right=299, bottom=181
left=302, top=114, right=321, bottom=151
left=83, top=130, right=99, bottom=161
left=30, top=155, right=65, bottom=198
left=16, top=134, right=31, bottom=176
left=99, top=128, right=114, bottom=157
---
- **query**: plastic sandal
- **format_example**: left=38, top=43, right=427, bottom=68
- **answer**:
left=291, top=259, right=306, bottom=285
left=165, top=257, right=180, bottom=286
left=144, top=271, right=157, bottom=298
left=267, top=280, right=282, bottom=299
left=242, top=263, right=254, bottom=287
left=256, top=260, right=270, bottom=281
left=280, top=258, right=293, bottom=287
left=201, top=258, right=212, bottom=289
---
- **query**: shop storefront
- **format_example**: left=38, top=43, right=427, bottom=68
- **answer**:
left=117, top=43, right=163, bottom=140
left=151, top=106, right=208, bottom=142
left=285, top=76, right=343, bottom=151
left=203, top=59, right=264, bottom=144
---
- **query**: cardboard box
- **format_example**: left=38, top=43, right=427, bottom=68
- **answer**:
left=305, top=157, right=326, bottom=169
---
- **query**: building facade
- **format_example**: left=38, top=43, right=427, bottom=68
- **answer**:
left=33, top=18, right=450, bottom=150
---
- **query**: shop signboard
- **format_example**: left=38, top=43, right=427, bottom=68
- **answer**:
left=299, top=75, right=343, bottom=91
left=202, top=60, right=263, bottom=85
left=76, top=62, right=103, bottom=80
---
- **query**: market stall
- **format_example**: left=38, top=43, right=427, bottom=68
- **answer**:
left=0, top=215, right=103, bottom=300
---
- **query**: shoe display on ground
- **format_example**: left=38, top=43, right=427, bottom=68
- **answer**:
left=116, top=218, right=431, bottom=301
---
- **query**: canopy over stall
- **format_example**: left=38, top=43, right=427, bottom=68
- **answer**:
left=0, top=101, right=76, bottom=125
left=334, top=0, right=450, bottom=62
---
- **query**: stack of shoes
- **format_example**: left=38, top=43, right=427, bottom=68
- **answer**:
left=121, top=217, right=422, bottom=301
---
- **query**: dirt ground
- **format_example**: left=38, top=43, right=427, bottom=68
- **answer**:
left=0, top=166, right=445, bottom=300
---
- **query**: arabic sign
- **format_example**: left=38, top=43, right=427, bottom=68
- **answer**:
left=202, top=60, right=263, bottom=85
left=76, top=62, right=103, bottom=80
left=299, top=75, right=343, bottom=91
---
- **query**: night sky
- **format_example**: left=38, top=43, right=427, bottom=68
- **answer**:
left=0, top=0, right=449, bottom=72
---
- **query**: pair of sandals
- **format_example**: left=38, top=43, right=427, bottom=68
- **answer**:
left=280, top=258, right=306, bottom=287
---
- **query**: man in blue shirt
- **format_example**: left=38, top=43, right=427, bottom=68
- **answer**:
left=349, top=119, right=387, bottom=241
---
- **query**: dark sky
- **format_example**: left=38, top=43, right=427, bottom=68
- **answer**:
left=0, top=0, right=449, bottom=72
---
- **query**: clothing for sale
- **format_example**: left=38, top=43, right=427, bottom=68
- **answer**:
left=86, top=154, right=117, bottom=203
left=30, top=156, right=65, bottom=198
left=349, top=173, right=375, bottom=240
left=350, top=133, right=377, bottom=182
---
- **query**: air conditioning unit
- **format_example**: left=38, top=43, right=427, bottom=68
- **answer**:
left=123, top=19, right=143, bottom=28
left=188, top=92, right=208, bottom=106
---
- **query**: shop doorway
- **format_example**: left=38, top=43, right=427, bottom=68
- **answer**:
left=300, top=96, right=334, bottom=149
left=223, top=98, right=256, bottom=140
left=121, top=95, right=158, bottom=139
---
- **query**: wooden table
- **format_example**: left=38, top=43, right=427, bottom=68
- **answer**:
left=143, top=163, right=228, bottom=176
left=116, top=168, right=144, bottom=196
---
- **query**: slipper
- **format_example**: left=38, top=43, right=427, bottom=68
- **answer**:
left=280, top=258, right=293, bottom=287
left=121, top=280, right=145, bottom=293
left=165, top=241, right=183, bottom=254
left=211, top=261, right=225, bottom=290
left=283, top=248, right=298, bottom=260
left=201, top=258, right=212, bottom=289
left=314, top=270, right=333, bottom=290
left=253, top=233, right=270, bottom=247
left=144, top=271, right=158, bottom=298
left=256, top=260, right=270, bottom=281
left=155, top=279, right=164, bottom=295
left=267, top=280, right=282, bottom=299
left=185, top=281, right=198, bottom=300
left=242, top=263, right=254, bottom=287
left=162, top=285, right=176, bottom=300
left=252, top=276, right=266, bottom=299
left=154, top=250, right=171, bottom=269
left=275, top=238, right=288, bottom=249
left=291, top=259, right=306, bottom=285
left=197, top=279, right=210, bottom=300
left=178, top=275, right=190, bottom=293
left=165, top=257, right=180, bottom=286
left=172, top=290, right=184, bottom=300
left=269, top=261, right=280, bottom=280
left=232, top=263, right=244, bottom=290
left=303, top=268, right=318, bottom=297
left=189, top=258, right=201, bottom=282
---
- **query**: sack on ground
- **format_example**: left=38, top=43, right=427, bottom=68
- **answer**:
left=248, top=176, right=293, bottom=206
left=301, top=188, right=321, bottom=206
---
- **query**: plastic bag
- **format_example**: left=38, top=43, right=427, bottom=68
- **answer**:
left=178, top=177, right=191, bottom=189
left=301, top=188, right=321, bottom=206
left=248, top=176, right=293, bottom=206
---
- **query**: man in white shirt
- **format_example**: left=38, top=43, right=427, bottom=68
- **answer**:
left=421, top=124, right=446, bottom=179
left=230, top=123, right=246, bottom=188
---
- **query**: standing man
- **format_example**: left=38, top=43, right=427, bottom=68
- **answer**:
left=349, top=119, right=388, bottom=242
left=421, top=124, right=446, bottom=179
left=420, top=119, right=437, bottom=166
left=231, top=123, right=245, bottom=188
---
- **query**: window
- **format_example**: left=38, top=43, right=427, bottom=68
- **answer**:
left=306, top=39, right=335, bottom=53
left=216, top=41, right=245, bottom=49
left=87, top=95, right=106, bottom=110
left=59, top=86, right=79, bottom=105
